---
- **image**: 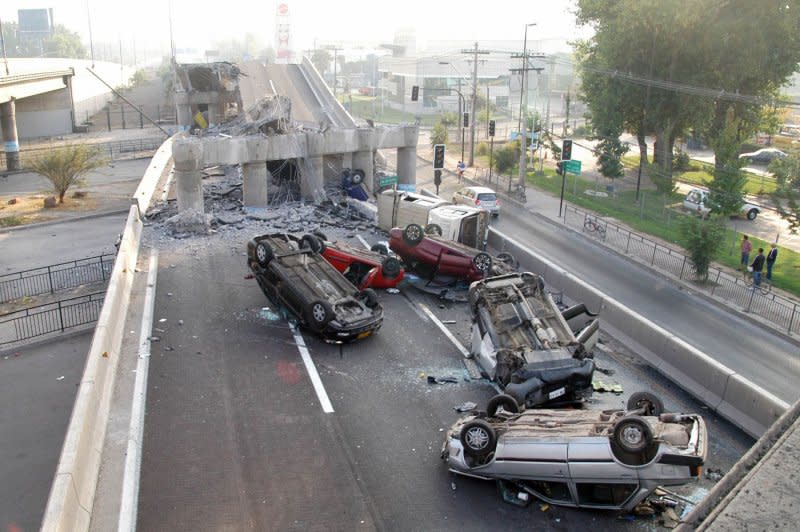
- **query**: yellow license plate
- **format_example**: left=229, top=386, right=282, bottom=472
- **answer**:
left=356, top=330, right=372, bottom=340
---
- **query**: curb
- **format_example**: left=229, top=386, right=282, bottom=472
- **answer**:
left=0, top=207, right=131, bottom=234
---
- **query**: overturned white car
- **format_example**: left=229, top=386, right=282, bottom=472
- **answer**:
left=468, top=272, right=599, bottom=408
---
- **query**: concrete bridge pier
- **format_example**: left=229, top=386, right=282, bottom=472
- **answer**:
left=0, top=99, right=20, bottom=171
left=175, top=95, right=192, bottom=132
left=173, top=138, right=204, bottom=213
left=207, top=104, right=219, bottom=127
left=242, top=162, right=269, bottom=207
left=301, top=156, right=325, bottom=201
left=396, top=146, right=417, bottom=187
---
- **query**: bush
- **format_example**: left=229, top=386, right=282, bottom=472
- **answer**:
left=476, top=142, right=489, bottom=157
left=679, top=215, right=727, bottom=281
left=493, top=142, right=520, bottom=175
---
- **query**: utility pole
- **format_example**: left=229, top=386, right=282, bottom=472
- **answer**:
left=461, top=43, right=489, bottom=167
left=325, top=46, right=343, bottom=98
left=0, top=17, right=9, bottom=75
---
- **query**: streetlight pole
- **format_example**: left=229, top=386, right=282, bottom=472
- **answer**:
left=518, top=23, right=536, bottom=188
left=439, top=61, right=470, bottom=164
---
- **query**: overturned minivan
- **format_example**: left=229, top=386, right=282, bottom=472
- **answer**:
left=468, top=272, right=600, bottom=408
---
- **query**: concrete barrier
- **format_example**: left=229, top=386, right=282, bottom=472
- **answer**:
left=41, top=207, right=143, bottom=531
left=488, top=227, right=789, bottom=438
left=132, top=137, right=173, bottom=215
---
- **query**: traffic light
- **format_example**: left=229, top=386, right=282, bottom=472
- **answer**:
left=411, top=85, right=419, bottom=101
left=463, top=112, right=469, bottom=128
left=562, top=139, right=573, bottom=161
left=488, top=119, right=496, bottom=137
left=556, top=161, right=564, bottom=176
left=433, top=144, right=445, bottom=169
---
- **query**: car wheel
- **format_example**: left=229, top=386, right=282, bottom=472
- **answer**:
left=459, top=419, right=497, bottom=458
left=403, top=224, right=424, bottom=246
left=626, top=392, right=664, bottom=417
left=381, top=256, right=402, bottom=279
left=473, top=252, right=493, bottom=273
left=350, top=169, right=365, bottom=185
left=304, top=300, right=333, bottom=330
left=255, top=242, right=273, bottom=267
left=613, top=416, right=653, bottom=454
left=496, top=252, right=517, bottom=269
left=487, top=394, right=520, bottom=417
left=301, top=234, right=325, bottom=254
left=371, top=243, right=389, bottom=256
left=360, top=288, right=379, bottom=308
left=425, top=223, right=443, bottom=236
left=747, top=208, right=758, bottom=221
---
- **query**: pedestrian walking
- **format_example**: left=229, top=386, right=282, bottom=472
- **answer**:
left=740, top=235, right=752, bottom=274
left=750, top=247, right=765, bottom=287
left=456, top=160, right=465, bottom=183
left=766, top=243, right=778, bottom=280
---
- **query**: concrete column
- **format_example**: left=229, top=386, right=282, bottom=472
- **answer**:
left=176, top=101, right=192, bottom=131
left=353, top=150, right=374, bottom=193
left=396, top=146, right=417, bottom=187
left=341, top=152, right=353, bottom=170
left=301, top=156, right=324, bottom=201
left=242, top=162, right=269, bottom=208
left=172, top=138, right=204, bottom=213
left=207, top=104, right=219, bottom=128
left=1, top=100, right=20, bottom=171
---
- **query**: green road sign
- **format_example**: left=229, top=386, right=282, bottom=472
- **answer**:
left=564, top=160, right=582, bottom=175
left=379, top=174, right=398, bottom=187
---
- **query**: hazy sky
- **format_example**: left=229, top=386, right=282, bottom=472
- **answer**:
left=1, top=0, right=590, bottom=58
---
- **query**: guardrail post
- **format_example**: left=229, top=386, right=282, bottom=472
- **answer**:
left=139, top=105, right=144, bottom=129
left=710, top=270, right=721, bottom=295
left=47, top=266, right=54, bottom=294
left=746, top=285, right=755, bottom=312
left=789, top=305, right=797, bottom=335
left=58, top=300, right=65, bottom=332
left=100, top=256, right=106, bottom=281
left=121, top=105, right=126, bottom=129
left=651, top=243, right=658, bottom=265
left=106, top=107, right=111, bottom=131
left=625, top=232, right=632, bottom=254
left=679, top=256, right=687, bottom=280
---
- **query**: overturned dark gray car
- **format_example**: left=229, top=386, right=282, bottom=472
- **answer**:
left=468, top=272, right=599, bottom=408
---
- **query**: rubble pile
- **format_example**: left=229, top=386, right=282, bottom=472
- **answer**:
left=211, top=95, right=293, bottom=137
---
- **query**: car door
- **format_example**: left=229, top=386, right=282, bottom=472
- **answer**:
left=567, top=439, right=640, bottom=509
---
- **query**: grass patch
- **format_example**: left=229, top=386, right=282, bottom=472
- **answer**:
left=0, top=215, right=26, bottom=227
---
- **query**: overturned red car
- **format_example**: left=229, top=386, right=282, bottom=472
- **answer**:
left=302, top=233, right=405, bottom=290
left=388, top=224, right=516, bottom=283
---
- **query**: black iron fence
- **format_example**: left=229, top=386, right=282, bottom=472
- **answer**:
left=0, top=254, right=115, bottom=304
left=0, top=137, right=165, bottom=169
left=560, top=204, right=800, bottom=336
left=0, top=292, right=105, bottom=345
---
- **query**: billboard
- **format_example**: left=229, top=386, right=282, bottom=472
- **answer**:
left=275, top=2, right=292, bottom=63
left=18, top=8, right=53, bottom=37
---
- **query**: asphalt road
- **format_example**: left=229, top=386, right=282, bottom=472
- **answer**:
left=135, top=223, right=751, bottom=531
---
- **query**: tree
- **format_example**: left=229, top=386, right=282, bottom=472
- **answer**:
left=43, top=26, right=86, bottom=58
left=430, top=122, right=448, bottom=147
left=707, top=109, right=747, bottom=216
left=29, top=145, right=106, bottom=203
left=493, top=141, right=520, bottom=176
left=310, top=49, right=331, bottom=75
left=679, top=215, right=727, bottom=281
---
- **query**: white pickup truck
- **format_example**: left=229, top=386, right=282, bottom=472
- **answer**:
left=683, top=188, right=760, bottom=220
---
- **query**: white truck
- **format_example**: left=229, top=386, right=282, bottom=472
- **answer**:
left=683, top=188, right=760, bottom=220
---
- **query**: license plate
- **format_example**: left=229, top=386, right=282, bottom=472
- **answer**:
left=356, top=330, right=372, bottom=340
left=549, top=387, right=566, bottom=400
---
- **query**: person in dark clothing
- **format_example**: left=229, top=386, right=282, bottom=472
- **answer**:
left=750, top=248, right=765, bottom=287
left=766, top=243, right=778, bottom=280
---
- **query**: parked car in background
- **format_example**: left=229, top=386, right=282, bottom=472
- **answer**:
left=247, top=233, right=383, bottom=342
left=389, top=224, right=516, bottom=283
left=303, top=233, right=405, bottom=290
left=682, top=188, right=760, bottom=220
left=738, top=147, right=787, bottom=164
left=441, top=392, right=707, bottom=512
left=468, top=272, right=598, bottom=407
left=452, top=186, right=500, bottom=217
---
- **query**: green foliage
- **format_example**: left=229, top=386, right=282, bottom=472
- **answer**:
left=430, top=122, right=448, bottom=147
left=707, top=110, right=747, bottom=215
left=645, top=163, right=675, bottom=196
left=476, top=142, right=489, bottom=157
left=770, top=155, right=800, bottom=188
left=679, top=215, right=728, bottom=281
left=310, top=49, right=332, bottom=74
left=29, top=145, right=107, bottom=203
left=129, top=70, right=147, bottom=87
left=493, top=142, right=520, bottom=175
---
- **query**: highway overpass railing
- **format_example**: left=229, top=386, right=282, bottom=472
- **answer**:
left=0, top=137, right=165, bottom=169
left=558, top=203, right=800, bottom=337
left=0, top=291, right=105, bottom=345
left=0, top=254, right=115, bottom=304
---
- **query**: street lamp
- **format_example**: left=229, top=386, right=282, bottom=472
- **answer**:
left=518, top=23, right=536, bottom=188
left=439, top=61, right=469, bottom=164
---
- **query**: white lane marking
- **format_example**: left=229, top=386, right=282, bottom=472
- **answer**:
left=289, top=323, right=335, bottom=413
left=118, top=249, right=158, bottom=532
left=356, top=234, right=371, bottom=250
left=417, top=302, right=470, bottom=358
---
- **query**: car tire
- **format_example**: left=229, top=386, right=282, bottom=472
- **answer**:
left=301, top=234, right=325, bottom=254
left=487, top=394, right=520, bottom=417
left=360, top=288, right=379, bottom=308
left=313, top=231, right=329, bottom=242
left=371, top=243, right=389, bottom=256
left=496, top=252, right=517, bottom=269
left=304, top=300, right=333, bottom=330
left=613, top=416, right=653, bottom=454
left=473, top=252, right=493, bottom=273
left=255, top=242, right=273, bottom=267
left=381, top=256, right=402, bottom=279
left=459, top=419, right=497, bottom=458
left=351, top=169, right=365, bottom=185
left=403, top=224, right=424, bottom=246
left=425, top=223, right=443, bottom=236
left=746, top=208, right=758, bottom=221
left=627, top=392, right=664, bottom=417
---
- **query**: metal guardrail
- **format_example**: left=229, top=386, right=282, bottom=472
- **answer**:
left=0, top=137, right=165, bottom=168
left=0, top=291, right=105, bottom=345
left=561, top=204, right=800, bottom=336
left=0, top=254, right=115, bottom=304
